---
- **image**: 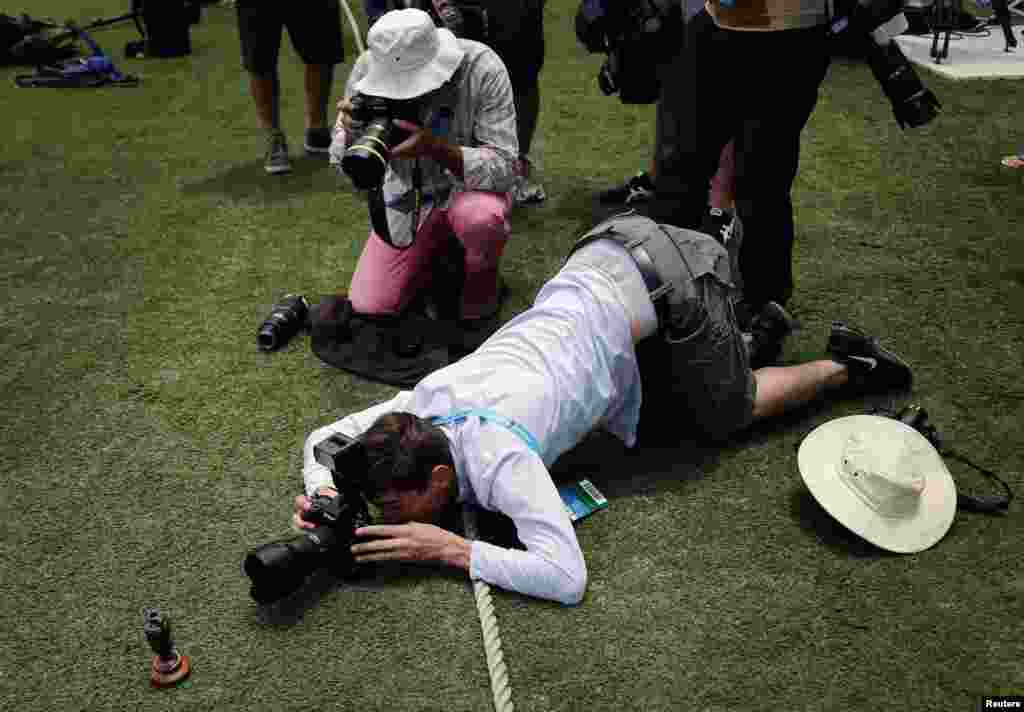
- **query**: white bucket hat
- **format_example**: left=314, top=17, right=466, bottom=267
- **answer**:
left=354, top=8, right=465, bottom=100
left=797, top=415, right=956, bottom=553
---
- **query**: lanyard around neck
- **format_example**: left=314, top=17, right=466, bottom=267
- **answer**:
left=429, top=409, right=541, bottom=455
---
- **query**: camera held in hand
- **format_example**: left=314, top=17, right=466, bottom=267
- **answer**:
left=244, top=432, right=374, bottom=604
left=341, top=93, right=423, bottom=190
left=829, top=0, right=940, bottom=129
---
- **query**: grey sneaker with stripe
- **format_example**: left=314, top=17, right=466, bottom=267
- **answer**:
left=264, top=129, right=291, bottom=175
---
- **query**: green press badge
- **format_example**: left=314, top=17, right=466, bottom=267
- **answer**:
left=559, top=479, right=608, bottom=522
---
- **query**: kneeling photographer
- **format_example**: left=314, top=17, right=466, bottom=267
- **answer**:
left=329, top=8, right=519, bottom=322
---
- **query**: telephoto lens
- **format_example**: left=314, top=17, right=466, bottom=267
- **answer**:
left=864, top=41, right=940, bottom=129
left=243, top=525, right=342, bottom=604
left=257, top=294, right=309, bottom=352
left=243, top=490, right=371, bottom=604
left=342, top=117, right=394, bottom=190
left=341, top=94, right=420, bottom=190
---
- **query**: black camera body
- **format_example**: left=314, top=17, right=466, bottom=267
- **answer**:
left=341, top=93, right=423, bottom=190
left=829, top=0, right=940, bottom=129
left=894, top=404, right=943, bottom=450
left=243, top=433, right=373, bottom=604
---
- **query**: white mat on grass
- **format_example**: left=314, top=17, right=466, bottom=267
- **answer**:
left=895, top=25, right=1024, bottom=80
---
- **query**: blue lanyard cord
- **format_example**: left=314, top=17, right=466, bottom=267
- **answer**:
left=429, top=409, right=541, bottom=455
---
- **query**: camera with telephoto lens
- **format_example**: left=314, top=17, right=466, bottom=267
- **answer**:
left=243, top=432, right=373, bottom=604
left=256, top=294, right=308, bottom=352
left=341, top=93, right=423, bottom=190
left=829, top=0, right=940, bottom=129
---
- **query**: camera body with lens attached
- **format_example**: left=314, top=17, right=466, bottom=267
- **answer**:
left=829, top=0, right=941, bottom=129
left=341, top=93, right=424, bottom=190
left=243, top=432, right=374, bottom=604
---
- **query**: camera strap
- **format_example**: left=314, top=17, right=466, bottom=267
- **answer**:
left=412, top=158, right=423, bottom=246
left=430, top=409, right=542, bottom=455
left=368, top=158, right=424, bottom=249
left=792, top=405, right=1014, bottom=514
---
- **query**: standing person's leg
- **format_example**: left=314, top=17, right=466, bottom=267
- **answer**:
left=304, top=64, right=335, bottom=131
left=486, top=0, right=546, bottom=205
left=237, top=2, right=291, bottom=173
left=284, top=0, right=346, bottom=155
left=249, top=76, right=281, bottom=132
left=446, top=191, right=514, bottom=319
left=649, top=9, right=739, bottom=230
left=732, top=25, right=831, bottom=311
left=709, top=140, right=736, bottom=211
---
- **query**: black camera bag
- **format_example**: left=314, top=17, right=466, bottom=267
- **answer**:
left=575, top=0, right=683, bottom=104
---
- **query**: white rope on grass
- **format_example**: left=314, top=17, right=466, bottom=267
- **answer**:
left=462, top=505, right=515, bottom=712
left=339, top=0, right=366, bottom=55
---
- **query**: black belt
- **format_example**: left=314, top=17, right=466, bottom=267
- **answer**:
left=618, top=236, right=674, bottom=329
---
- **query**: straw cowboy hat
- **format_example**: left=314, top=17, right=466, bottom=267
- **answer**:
left=797, top=415, right=956, bottom=553
left=355, top=8, right=465, bottom=100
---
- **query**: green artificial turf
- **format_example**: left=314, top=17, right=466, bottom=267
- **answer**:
left=1, top=2, right=1022, bottom=711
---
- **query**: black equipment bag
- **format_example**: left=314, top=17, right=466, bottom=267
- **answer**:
left=309, top=295, right=502, bottom=387
left=310, top=235, right=501, bottom=387
left=575, top=0, right=683, bottom=104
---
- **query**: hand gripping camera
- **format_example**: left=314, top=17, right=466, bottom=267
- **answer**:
left=243, top=433, right=373, bottom=604
left=340, top=93, right=423, bottom=190
left=830, top=0, right=941, bottom=129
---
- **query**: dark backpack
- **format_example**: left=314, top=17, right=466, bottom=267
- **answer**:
left=575, top=0, right=683, bottom=104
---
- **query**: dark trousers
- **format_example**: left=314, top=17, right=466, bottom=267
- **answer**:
left=651, top=10, right=832, bottom=309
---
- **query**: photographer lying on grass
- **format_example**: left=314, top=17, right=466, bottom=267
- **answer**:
left=294, top=214, right=912, bottom=605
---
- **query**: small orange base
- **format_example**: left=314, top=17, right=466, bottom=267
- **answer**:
left=150, top=653, right=191, bottom=688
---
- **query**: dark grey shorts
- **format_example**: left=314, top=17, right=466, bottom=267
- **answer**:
left=570, top=216, right=755, bottom=443
left=634, top=259, right=756, bottom=444
left=237, top=0, right=345, bottom=75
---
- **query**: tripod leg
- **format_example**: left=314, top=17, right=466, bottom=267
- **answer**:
left=992, top=0, right=1017, bottom=49
left=942, top=28, right=951, bottom=60
left=931, top=30, right=939, bottom=61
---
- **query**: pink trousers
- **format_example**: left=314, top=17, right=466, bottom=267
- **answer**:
left=349, top=190, right=512, bottom=319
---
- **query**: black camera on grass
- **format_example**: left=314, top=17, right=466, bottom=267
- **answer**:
left=830, top=0, right=940, bottom=129
left=256, top=294, right=308, bottom=352
left=244, top=432, right=374, bottom=604
left=341, top=93, right=424, bottom=190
